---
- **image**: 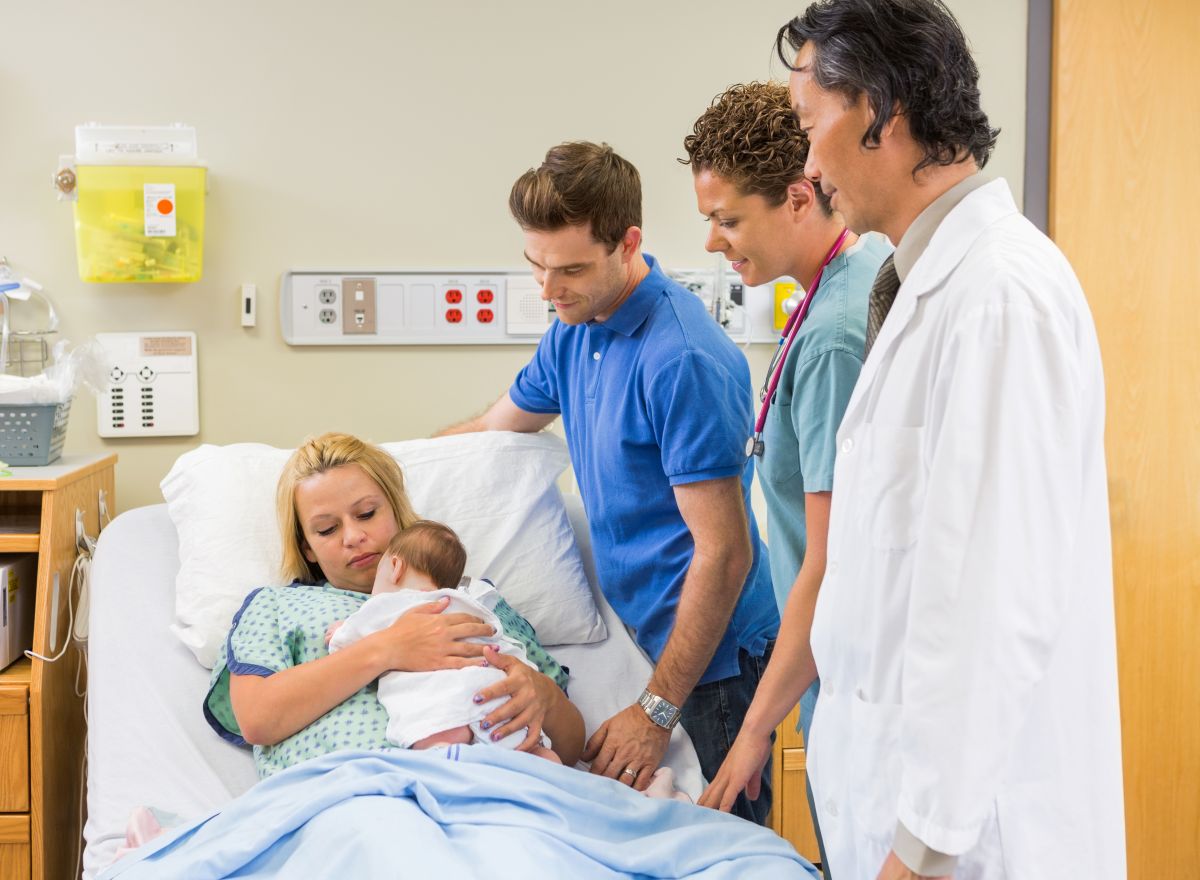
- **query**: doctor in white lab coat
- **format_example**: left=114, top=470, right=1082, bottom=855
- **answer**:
left=779, top=2, right=1125, bottom=879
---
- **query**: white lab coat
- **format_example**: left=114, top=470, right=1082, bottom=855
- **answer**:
left=809, top=180, right=1125, bottom=879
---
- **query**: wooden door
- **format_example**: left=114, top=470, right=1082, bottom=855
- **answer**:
left=1051, top=1, right=1200, bottom=875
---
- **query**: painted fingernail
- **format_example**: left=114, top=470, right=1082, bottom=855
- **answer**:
left=480, top=720, right=491, bottom=730
left=473, top=694, right=483, bottom=704
left=490, top=732, right=500, bottom=741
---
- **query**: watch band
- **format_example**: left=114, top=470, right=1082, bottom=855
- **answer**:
left=637, top=688, right=682, bottom=730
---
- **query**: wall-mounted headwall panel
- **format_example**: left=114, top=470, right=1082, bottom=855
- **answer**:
left=281, top=268, right=783, bottom=347
left=281, top=270, right=550, bottom=345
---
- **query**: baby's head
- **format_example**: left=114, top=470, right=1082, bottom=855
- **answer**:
left=372, top=519, right=467, bottom=595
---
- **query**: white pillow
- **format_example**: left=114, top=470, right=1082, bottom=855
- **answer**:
left=161, top=432, right=606, bottom=668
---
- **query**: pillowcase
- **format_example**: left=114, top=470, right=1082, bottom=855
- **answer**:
left=161, top=431, right=606, bottom=668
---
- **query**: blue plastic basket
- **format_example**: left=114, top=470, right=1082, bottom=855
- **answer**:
left=0, top=399, right=71, bottom=466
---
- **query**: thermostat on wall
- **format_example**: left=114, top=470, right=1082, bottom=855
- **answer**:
left=95, top=332, right=199, bottom=437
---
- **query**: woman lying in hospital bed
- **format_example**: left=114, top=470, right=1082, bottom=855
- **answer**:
left=96, top=433, right=816, bottom=879
left=325, top=518, right=565, bottom=761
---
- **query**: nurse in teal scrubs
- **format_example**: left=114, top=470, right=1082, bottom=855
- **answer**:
left=684, top=82, right=890, bottom=870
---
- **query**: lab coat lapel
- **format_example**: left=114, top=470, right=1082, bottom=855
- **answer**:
left=838, top=180, right=1020, bottom=433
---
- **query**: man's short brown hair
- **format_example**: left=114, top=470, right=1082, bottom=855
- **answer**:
left=387, top=520, right=467, bottom=590
left=509, top=141, right=642, bottom=251
left=682, top=81, right=831, bottom=215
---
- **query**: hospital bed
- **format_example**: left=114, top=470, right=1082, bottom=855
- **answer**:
left=81, top=480, right=814, bottom=878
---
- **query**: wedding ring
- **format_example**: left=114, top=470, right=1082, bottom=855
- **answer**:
left=621, top=767, right=638, bottom=779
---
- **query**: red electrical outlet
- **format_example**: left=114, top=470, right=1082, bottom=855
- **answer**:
left=476, top=289, right=494, bottom=304
left=477, top=308, right=495, bottom=323
left=445, top=308, right=463, bottom=323
left=445, top=289, right=463, bottom=304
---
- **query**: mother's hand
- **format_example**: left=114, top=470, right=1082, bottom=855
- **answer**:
left=472, top=645, right=560, bottom=752
left=370, top=597, right=493, bottom=672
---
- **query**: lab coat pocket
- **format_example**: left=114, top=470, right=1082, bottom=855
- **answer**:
left=865, top=425, right=925, bottom=551
left=848, top=693, right=903, bottom=847
left=996, top=782, right=1080, bottom=879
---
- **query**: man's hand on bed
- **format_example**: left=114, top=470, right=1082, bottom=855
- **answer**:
left=697, top=728, right=771, bottom=812
left=581, top=705, right=670, bottom=792
left=373, top=597, right=493, bottom=671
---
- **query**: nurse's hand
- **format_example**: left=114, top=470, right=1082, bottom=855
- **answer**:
left=581, top=705, right=670, bottom=792
left=371, top=597, right=492, bottom=672
left=875, top=851, right=951, bottom=880
left=697, top=729, right=771, bottom=812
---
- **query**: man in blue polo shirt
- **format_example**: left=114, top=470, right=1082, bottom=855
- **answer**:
left=440, top=141, right=779, bottom=824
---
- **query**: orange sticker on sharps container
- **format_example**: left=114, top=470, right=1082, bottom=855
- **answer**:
left=144, top=183, right=177, bottom=237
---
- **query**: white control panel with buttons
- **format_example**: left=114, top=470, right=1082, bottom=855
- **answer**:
left=95, top=331, right=199, bottom=438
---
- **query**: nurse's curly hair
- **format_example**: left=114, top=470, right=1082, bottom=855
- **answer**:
left=681, top=81, right=831, bottom=214
left=776, top=0, right=999, bottom=173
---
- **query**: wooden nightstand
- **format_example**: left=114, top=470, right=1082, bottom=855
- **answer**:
left=772, top=705, right=822, bottom=870
left=0, top=454, right=116, bottom=880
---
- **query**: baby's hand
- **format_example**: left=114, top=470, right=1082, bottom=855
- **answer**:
left=325, top=620, right=345, bottom=646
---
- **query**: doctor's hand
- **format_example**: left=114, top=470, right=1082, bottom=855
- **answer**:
left=472, top=645, right=558, bottom=752
left=582, top=705, right=670, bottom=792
left=875, top=850, right=951, bottom=880
left=370, top=597, right=491, bottom=673
left=697, top=728, right=771, bottom=812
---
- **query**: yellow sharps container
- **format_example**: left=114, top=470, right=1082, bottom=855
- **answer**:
left=69, top=125, right=206, bottom=283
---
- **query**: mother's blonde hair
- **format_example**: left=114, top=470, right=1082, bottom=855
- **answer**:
left=276, top=432, right=419, bottom=584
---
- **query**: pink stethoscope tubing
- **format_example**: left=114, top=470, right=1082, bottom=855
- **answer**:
left=749, top=228, right=850, bottom=456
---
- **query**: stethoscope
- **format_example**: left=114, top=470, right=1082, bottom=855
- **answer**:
left=746, top=228, right=850, bottom=459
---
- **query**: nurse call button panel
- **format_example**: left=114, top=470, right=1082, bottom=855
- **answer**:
left=281, top=270, right=553, bottom=345
left=96, top=331, right=199, bottom=437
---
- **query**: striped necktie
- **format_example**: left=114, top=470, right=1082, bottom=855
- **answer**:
left=864, top=254, right=900, bottom=358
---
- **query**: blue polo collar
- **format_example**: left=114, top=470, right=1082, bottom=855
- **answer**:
left=591, top=254, right=667, bottom=337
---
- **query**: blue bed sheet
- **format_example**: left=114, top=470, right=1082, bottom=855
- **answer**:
left=99, top=745, right=817, bottom=879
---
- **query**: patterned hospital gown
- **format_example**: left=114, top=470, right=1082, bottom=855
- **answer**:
left=204, top=582, right=567, bottom=778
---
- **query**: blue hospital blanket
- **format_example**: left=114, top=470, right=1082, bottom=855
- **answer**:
left=100, top=746, right=817, bottom=879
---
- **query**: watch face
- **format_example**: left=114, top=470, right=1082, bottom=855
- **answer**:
left=650, top=701, right=676, bottom=726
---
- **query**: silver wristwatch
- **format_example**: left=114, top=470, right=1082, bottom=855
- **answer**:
left=637, top=688, right=682, bottom=730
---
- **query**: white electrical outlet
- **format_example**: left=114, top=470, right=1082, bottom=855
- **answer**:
left=96, top=332, right=199, bottom=437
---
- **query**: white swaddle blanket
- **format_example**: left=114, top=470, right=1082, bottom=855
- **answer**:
left=328, top=580, right=549, bottom=750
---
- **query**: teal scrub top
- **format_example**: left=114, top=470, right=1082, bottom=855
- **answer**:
left=759, top=233, right=893, bottom=611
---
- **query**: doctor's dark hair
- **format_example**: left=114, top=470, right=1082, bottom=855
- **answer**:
left=385, top=520, right=467, bottom=590
left=776, top=0, right=999, bottom=173
left=509, top=141, right=642, bottom=252
left=681, top=81, right=832, bottom=215
left=277, top=432, right=419, bottom=585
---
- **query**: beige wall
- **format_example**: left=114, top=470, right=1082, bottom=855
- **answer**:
left=0, top=0, right=1027, bottom=511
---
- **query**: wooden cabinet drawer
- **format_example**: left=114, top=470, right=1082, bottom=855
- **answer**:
left=780, top=746, right=821, bottom=863
left=0, top=686, right=28, bottom=813
left=0, top=815, right=30, bottom=880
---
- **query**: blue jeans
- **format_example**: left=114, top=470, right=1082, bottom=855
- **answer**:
left=680, top=641, right=774, bottom=825
left=798, top=678, right=832, bottom=877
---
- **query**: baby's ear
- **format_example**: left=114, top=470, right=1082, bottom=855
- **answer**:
left=389, top=555, right=407, bottom=583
